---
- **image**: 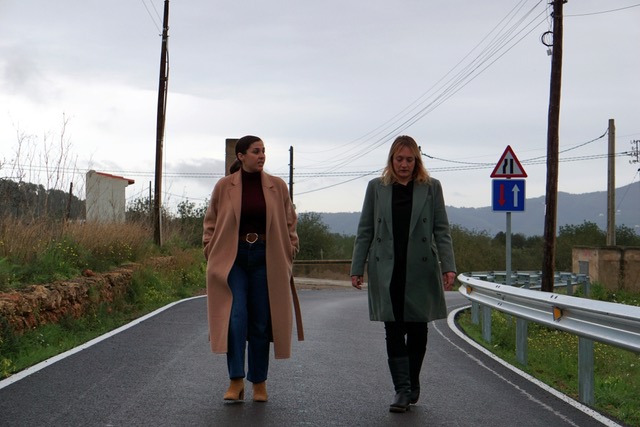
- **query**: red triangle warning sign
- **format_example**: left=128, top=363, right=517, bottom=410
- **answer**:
left=490, top=145, right=527, bottom=178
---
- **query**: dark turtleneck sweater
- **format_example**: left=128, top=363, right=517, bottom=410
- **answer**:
left=239, top=169, right=266, bottom=236
left=392, top=180, right=413, bottom=264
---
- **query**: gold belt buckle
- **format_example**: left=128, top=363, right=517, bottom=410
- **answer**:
left=245, top=233, right=259, bottom=244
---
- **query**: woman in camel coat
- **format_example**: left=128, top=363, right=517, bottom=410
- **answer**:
left=203, top=135, right=302, bottom=403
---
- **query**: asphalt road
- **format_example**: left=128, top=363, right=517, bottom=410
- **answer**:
left=0, top=283, right=624, bottom=427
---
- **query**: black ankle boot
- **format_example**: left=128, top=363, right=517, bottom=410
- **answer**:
left=388, top=357, right=411, bottom=413
left=408, top=349, right=426, bottom=404
left=409, top=388, right=420, bottom=405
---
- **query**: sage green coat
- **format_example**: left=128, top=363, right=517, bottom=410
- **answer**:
left=350, top=177, right=456, bottom=322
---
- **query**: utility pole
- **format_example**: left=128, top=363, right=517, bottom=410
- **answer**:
left=289, top=146, right=294, bottom=203
left=631, top=140, right=640, bottom=164
left=606, top=119, right=616, bottom=246
left=541, top=0, right=564, bottom=293
left=65, top=182, right=73, bottom=222
left=153, top=0, right=170, bottom=246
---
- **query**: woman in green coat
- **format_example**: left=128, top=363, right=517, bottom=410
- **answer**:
left=350, top=135, right=456, bottom=413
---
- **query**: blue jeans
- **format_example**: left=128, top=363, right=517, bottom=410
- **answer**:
left=227, top=241, right=270, bottom=383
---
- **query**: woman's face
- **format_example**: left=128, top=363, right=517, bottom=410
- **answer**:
left=239, top=140, right=266, bottom=173
left=392, top=145, right=415, bottom=184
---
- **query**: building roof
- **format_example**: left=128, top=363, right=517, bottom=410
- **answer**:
left=93, top=171, right=135, bottom=185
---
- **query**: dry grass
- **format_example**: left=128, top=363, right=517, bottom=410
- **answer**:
left=65, top=220, right=153, bottom=261
left=0, top=217, right=53, bottom=264
left=0, top=217, right=156, bottom=289
left=0, top=217, right=152, bottom=263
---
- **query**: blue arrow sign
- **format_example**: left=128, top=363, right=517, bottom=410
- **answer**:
left=492, top=179, right=526, bottom=212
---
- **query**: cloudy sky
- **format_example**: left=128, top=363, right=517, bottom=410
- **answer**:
left=1, top=1, right=639, bottom=215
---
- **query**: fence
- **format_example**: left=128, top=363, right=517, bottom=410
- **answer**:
left=457, top=272, right=640, bottom=405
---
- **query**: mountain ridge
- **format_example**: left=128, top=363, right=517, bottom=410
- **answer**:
left=318, top=182, right=640, bottom=237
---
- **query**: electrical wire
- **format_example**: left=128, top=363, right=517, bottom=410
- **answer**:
left=566, top=3, right=640, bottom=17
left=296, top=0, right=547, bottom=174
left=140, top=0, right=162, bottom=33
left=615, top=169, right=640, bottom=211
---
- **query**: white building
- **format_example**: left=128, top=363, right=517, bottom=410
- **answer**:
left=85, top=170, right=135, bottom=223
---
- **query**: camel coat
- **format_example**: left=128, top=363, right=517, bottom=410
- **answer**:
left=350, top=177, right=456, bottom=322
left=203, top=170, right=303, bottom=359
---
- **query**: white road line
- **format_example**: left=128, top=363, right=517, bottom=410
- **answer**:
left=442, top=305, right=622, bottom=427
left=0, top=295, right=205, bottom=390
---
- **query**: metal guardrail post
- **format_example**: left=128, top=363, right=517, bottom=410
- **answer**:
left=578, top=337, right=595, bottom=405
left=516, top=318, right=528, bottom=365
left=482, top=305, right=492, bottom=343
left=584, top=277, right=591, bottom=297
left=471, top=301, right=480, bottom=324
left=458, top=271, right=640, bottom=407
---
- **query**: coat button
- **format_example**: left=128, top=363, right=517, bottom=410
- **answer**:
left=422, top=257, right=427, bottom=261
left=376, top=256, right=380, bottom=261
left=423, top=218, right=427, bottom=222
left=422, top=237, right=427, bottom=242
left=377, top=237, right=381, bottom=242
left=377, top=218, right=382, bottom=223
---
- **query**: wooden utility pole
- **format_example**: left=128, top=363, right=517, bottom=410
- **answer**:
left=153, top=0, right=170, bottom=246
left=606, top=119, right=616, bottom=246
left=541, top=0, right=564, bottom=293
left=289, top=146, right=294, bottom=202
left=65, top=182, right=73, bottom=221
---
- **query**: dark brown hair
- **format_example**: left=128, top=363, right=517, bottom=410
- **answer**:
left=229, top=135, right=262, bottom=173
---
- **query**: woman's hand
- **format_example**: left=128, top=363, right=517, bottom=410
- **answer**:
left=442, top=271, right=456, bottom=291
left=351, top=275, right=364, bottom=290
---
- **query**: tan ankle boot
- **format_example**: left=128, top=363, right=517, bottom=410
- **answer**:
left=223, top=378, right=245, bottom=401
left=252, top=381, right=268, bottom=402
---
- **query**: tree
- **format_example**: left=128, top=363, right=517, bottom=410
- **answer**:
left=296, top=212, right=335, bottom=260
left=0, top=178, right=84, bottom=220
left=175, top=199, right=208, bottom=246
left=452, top=225, right=503, bottom=274
left=555, top=221, right=605, bottom=271
left=616, top=225, right=640, bottom=246
left=126, top=196, right=153, bottom=223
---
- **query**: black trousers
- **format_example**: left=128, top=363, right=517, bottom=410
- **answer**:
left=387, top=261, right=429, bottom=358
left=384, top=321, right=429, bottom=358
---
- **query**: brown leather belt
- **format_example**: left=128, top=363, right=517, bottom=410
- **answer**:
left=241, top=233, right=266, bottom=244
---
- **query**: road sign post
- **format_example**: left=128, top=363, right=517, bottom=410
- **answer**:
left=490, top=146, right=527, bottom=286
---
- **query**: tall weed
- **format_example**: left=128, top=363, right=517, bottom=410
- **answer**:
left=0, top=218, right=155, bottom=288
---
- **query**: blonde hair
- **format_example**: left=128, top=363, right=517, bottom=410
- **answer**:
left=381, top=135, right=430, bottom=185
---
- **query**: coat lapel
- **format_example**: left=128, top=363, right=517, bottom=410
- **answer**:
left=229, top=171, right=242, bottom=224
left=261, top=172, right=276, bottom=234
left=377, top=182, right=393, bottom=234
left=409, top=182, right=430, bottom=235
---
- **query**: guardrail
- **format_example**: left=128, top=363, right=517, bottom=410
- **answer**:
left=466, top=270, right=590, bottom=294
left=457, top=273, right=640, bottom=405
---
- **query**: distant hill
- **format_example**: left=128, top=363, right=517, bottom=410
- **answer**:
left=320, top=182, right=640, bottom=237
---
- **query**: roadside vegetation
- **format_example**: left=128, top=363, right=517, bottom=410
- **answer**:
left=457, top=285, right=640, bottom=426
left=1, top=189, right=639, bottom=424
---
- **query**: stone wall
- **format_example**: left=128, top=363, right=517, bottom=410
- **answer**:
left=0, top=265, right=136, bottom=334
left=0, top=259, right=358, bottom=335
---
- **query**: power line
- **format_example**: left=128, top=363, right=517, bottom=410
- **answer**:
left=296, top=0, right=548, bottom=174
left=9, top=153, right=626, bottom=181
left=140, top=0, right=162, bottom=33
left=566, top=3, right=640, bottom=17
left=3, top=128, right=636, bottom=203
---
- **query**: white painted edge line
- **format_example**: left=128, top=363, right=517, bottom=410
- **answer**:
left=447, top=305, right=622, bottom=427
left=0, top=295, right=206, bottom=390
